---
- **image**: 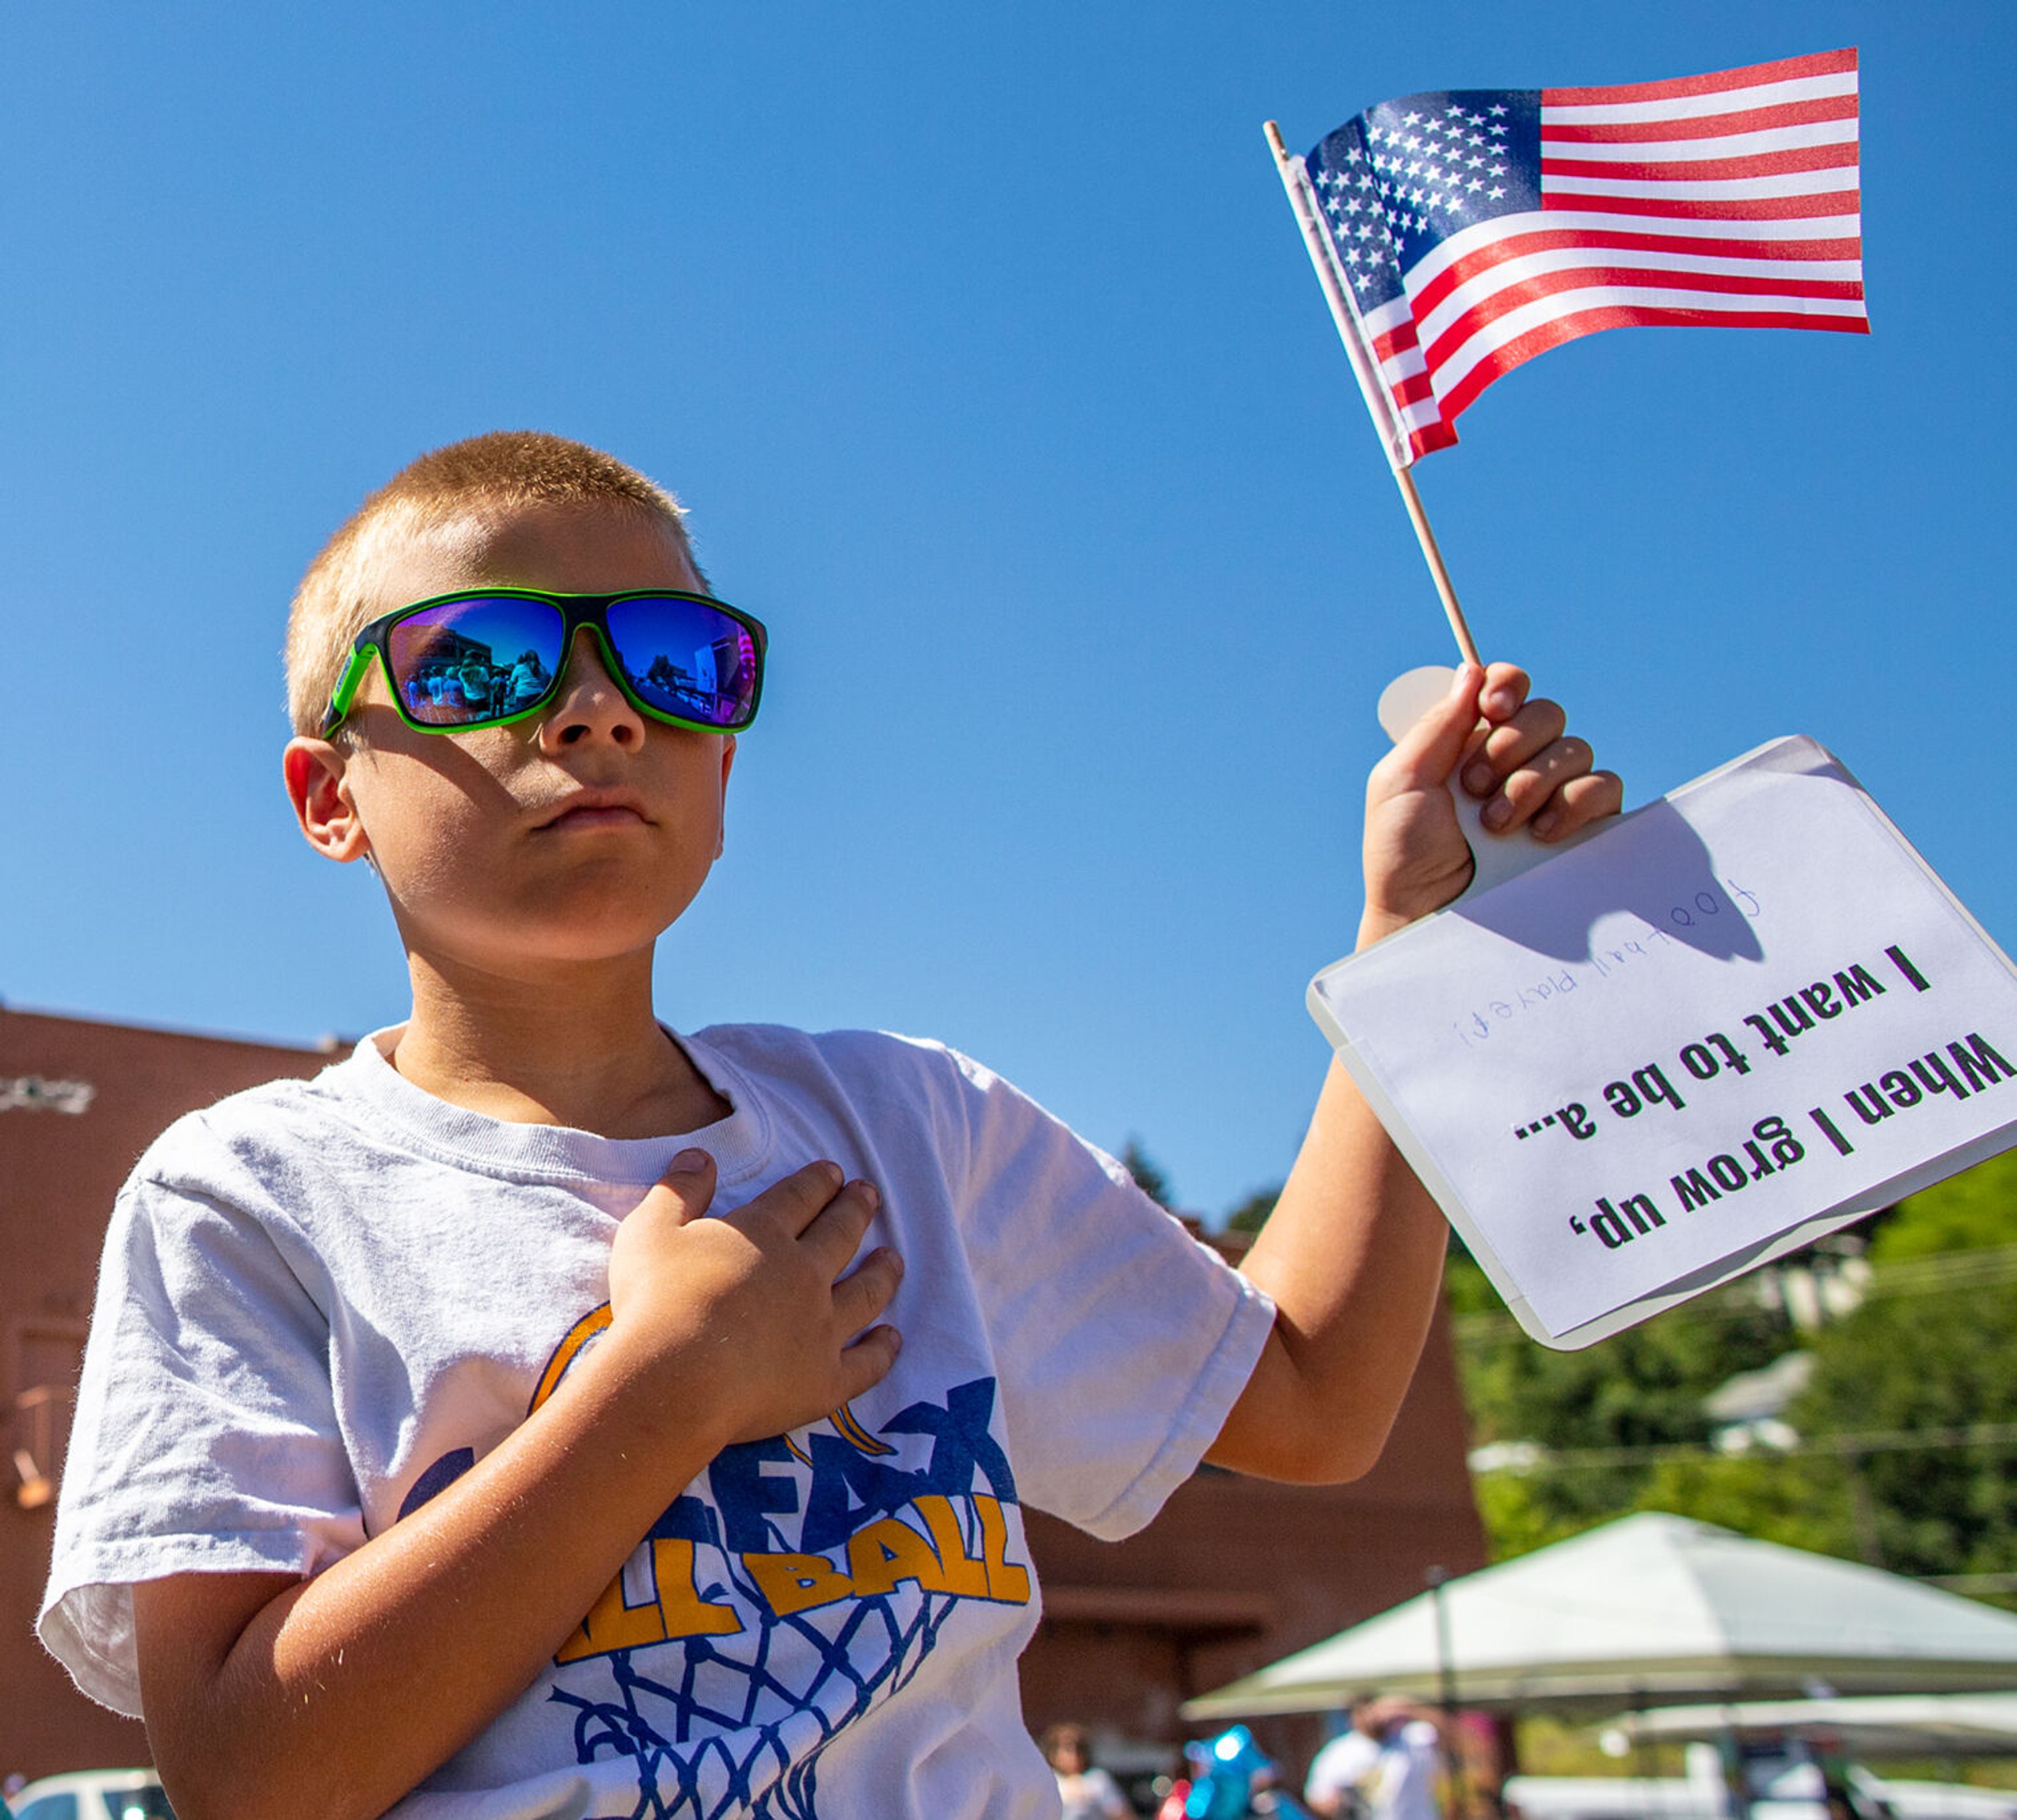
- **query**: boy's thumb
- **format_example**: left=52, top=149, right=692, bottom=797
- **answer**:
left=1390, top=662, right=1484, bottom=786
left=657, top=1147, right=718, bottom=1223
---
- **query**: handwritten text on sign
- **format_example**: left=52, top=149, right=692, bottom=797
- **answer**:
left=1309, top=739, right=2017, bottom=1346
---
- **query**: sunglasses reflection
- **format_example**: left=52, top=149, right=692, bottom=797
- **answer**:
left=400, top=626, right=554, bottom=721
left=632, top=642, right=749, bottom=717
left=397, top=612, right=756, bottom=728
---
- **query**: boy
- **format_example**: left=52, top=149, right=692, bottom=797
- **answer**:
left=40, top=432, right=1618, bottom=1819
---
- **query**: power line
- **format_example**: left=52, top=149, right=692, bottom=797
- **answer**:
left=1856, top=1242, right=2017, bottom=1298
left=1450, top=1243, right=2017, bottom=1346
left=1472, top=1420, right=2017, bottom=1477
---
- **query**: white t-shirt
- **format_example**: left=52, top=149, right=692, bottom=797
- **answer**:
left=1056, top=1765, right=1132, bottom=1820
left=1306, top=1722, right=1442, bottom=1820
left=41, top=1024, right=1274, bottom=1820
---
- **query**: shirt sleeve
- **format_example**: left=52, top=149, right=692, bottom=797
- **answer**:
left=936, top=1047, right=1276, bottom=1541
left=38, top=1126, right=364, bottom=1717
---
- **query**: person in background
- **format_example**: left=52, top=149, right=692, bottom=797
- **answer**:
left=1045, top=1721, right=1136, bottom=1819
left=1305, top=1696, right=1449, bottom=1820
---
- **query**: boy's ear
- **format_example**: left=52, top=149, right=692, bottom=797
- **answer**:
left=283, top=736, right=372, bottom=864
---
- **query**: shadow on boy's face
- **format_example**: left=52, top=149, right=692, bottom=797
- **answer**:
left=342, top=694, right=524, bottom=799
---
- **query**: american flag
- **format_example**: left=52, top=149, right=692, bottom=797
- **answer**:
left=1301, top=47, right=1867, bottom=467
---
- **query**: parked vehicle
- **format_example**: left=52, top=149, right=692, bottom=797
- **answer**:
left=5, top=1770, right=173, bottom=1820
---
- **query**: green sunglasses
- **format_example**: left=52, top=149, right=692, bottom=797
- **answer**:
left=323, top=588, right=767, bottom=737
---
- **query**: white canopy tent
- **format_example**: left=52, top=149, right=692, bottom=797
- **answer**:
left=1183, top=1514, right=2017, bottom=1721
left=1619, top=1693, right=2017, bottom=1757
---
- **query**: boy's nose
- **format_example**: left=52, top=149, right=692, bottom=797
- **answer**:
left=539, top=627, right=647, bottom=751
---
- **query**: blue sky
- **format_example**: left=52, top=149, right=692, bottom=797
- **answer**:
left=3, top=2, right=2009, bottom=1220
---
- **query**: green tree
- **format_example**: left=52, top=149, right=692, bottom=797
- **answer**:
left=1460, top=1275, right=1787, bottom=1453
left=1628, top=1451, right=1856, bottom=1560
left=1780, top=1149, right=2017, bottom=1575
left=1224, top=1187, right=1279, bottom=1235
left=1790, top=1277, right=2017, bottom=1576
left=1866, top=1147, right=2017, bottom=1260
left=1458, top=1288, right=1791, bottom=1560
left=1120, top=1139, right=1173, bottom=1209
left=1456, top=1149, right=2017, bottom=1568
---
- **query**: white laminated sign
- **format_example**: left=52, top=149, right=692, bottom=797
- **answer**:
left=1309, top=736, right=2017, bottom=1348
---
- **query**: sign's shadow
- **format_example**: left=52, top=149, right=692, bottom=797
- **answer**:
left=1453, top=798, right=1765, bottom=966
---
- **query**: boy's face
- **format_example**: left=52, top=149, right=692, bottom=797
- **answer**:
left=285, top=501, right=737, bottom=983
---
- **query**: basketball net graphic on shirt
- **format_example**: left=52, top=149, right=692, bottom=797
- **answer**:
left=403, top=1304, right=1034, bottom=1817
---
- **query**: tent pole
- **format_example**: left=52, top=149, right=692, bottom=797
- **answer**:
left=1428, top=1566, right=1469, bottom=1818
left=1718, top=1710, right=1752, bottom=1820
left=1630, top=1690, right=1652, bottom=1796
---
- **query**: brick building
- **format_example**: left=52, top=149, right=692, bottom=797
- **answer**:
left=0, top=1004, right=1484, bottom=1784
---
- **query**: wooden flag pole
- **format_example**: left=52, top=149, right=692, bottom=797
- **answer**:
left=1391, top=467, right=1481, bottom=669
left=1264, top=119, right=1482, bottom=669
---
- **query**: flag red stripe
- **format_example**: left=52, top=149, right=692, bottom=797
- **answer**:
left=1541, top=94, right=1856, bottom=143
left=1542, top=142, right=1858, bottom=183
left=1409, top=226, right=1862, bottom=322
left=1369, top=324, right=1417, bottom=364
left=1542, top=188, right=1860, bottom=221
left=1421, top=263, right=1864, bottom=359
left=1406, top=420, right=1460, bottom=459
left=1438, top=301, right=1867, bottom=422
left=1422, top=268, right=1864, bottom=375
left=1545, top=48, right=1856, bottom=109
left=1388, top=366, right=1438, bottom=406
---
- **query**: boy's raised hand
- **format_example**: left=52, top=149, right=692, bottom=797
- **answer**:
left=1358, top=661, right=1620, bottom=947
left=607, top=1153, right=903, bottom=1446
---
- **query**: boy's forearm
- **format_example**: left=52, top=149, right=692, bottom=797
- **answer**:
left=140, top=1327, right=736, bottom=1820
left=1209, top=1052, right=1447, bottom=1483
left=1210, top=667, right=1616, bottom=1483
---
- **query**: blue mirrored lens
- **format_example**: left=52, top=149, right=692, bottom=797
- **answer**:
left=605, top=597, right=761, bottom=729
left=388, top=598, right=565, bottom=725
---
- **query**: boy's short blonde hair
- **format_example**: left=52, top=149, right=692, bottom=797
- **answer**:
left=284, top=430, right=705, bottom=737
